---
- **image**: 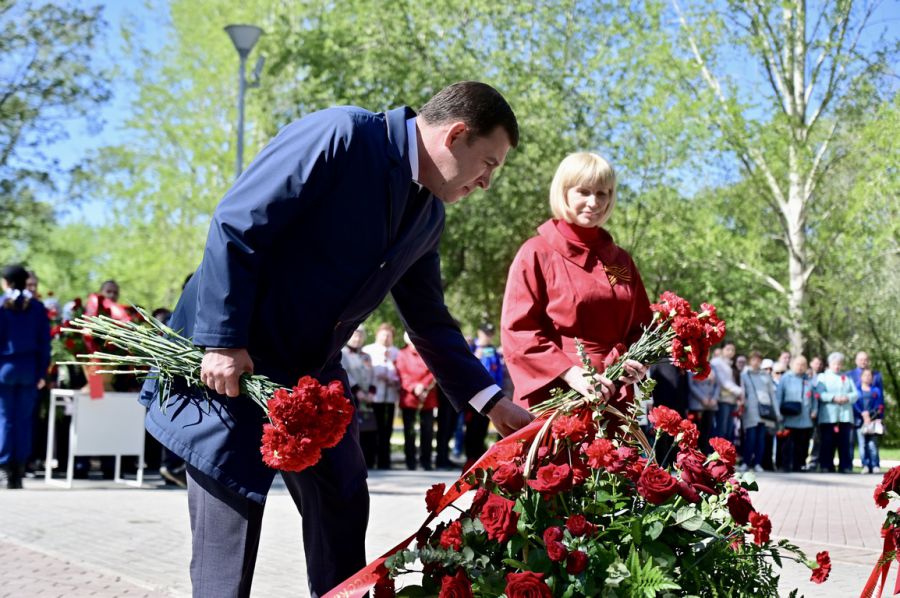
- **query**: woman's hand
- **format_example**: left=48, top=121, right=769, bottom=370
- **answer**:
left=620, top=359, right=647, bottom=385
left=562, top=366, right=615, bottom=400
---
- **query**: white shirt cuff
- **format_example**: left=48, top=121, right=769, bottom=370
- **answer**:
left=469, top=384, right=502, bottom=413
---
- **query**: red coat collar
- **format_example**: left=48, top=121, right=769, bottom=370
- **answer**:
left=536, top=219, right=618, bottom=268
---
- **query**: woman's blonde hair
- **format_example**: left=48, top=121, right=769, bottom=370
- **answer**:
left=549, top=152, right=617, bottom=226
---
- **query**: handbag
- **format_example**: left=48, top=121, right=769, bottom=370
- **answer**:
left=748, top=374, right=776, bottom=420
left=862, top=420, right=885, bottom=436
left=780, top=401, right=802, bottom=416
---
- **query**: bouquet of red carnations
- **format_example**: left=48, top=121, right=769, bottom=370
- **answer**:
left=61, top=308, right=353, bottom=472
left=326, top=292, right=829, bottom=598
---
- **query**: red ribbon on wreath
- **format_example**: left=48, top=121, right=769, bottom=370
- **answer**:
left=862, top=525, right=900, bottom=598
left=323, top=415, right=550, bottom=598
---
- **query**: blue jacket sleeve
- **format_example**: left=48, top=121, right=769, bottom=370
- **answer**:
left=391, top=247, right=496, bottom=411
left=34, top=303, right=51, bottom=382
left=192, top=110, right=355, bottom=348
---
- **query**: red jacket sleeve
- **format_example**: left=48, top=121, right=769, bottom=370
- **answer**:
left=501, top=241, right=576, bottom=403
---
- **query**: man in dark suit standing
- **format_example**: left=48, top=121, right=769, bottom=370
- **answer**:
left=139, top=81, right=533, bottom=597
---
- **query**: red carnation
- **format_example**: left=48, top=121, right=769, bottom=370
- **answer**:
left=673, top=315, right=704, bottom=341
left=875, top=484, right=890, bottom=508
left=426, top=483, right=445, bottom=513
left=748, top=511, right=771, bottom=545
left=505, top=571, right=552, bottom=598
left=551, top=414, right=594, bottom=443
left=678, top=420, right=699, bottom=449
left=439, top=569, right=473, bottom=598
left=570, top=455, right=592, bottom=486
left=810, top=551, right=831, bottom=584
left=528, top=463, right=573, bottom=495
left=638, top=464, right=678, bottom=505
left=260, top=425, right=321, bottom=471
left=440, top=520, right=464, bottom=551
left=727, top=487, right=755, bottom=525
left=479, top=494, right=519, bottom=543
left=710, top=437, right=738, bottom=466
left=493, top=463, right=525, bottom=494
left=583, top=438, right=616, bottom=469
left=566, top=550, right=589, bottom=575
left=648, top=405, right=683, bottom=436
left=566, top=514, right=596, bottom=537
left=607, top=446, right=639, bottom=475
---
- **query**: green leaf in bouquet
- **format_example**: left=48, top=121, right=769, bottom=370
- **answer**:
left=605, top=559, right=630, bottom=587
left=625, top=548, right=681, bottom=597
left=501, top=557, right=528, bottom=569
left=675, top=506, right=705, bottom=531
left=525, top=546, right=552, bottom=574
left=462, top=546, right=476, bottom=563
left=631, top=519, right=643, bottom=545
left=646, top=519, right=664, bottom=541
left=506, top=534, right=526, bottom=558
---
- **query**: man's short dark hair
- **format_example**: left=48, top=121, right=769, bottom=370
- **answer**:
left=419, top=81, right=519, bottom=148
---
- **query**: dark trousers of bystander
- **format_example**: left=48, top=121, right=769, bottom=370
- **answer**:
left=372, top=403, right=395, bottom=469
left=463, top=406, right=489, bottom=470
left=818, top=422, right=854, bottom=472
left=785, top=427, right=813, bottom=472
left=742, top=424, right=767, bottom=468
left=434, top=390, right=456, bottom=468
left=401, top=407, right=434, bottom=470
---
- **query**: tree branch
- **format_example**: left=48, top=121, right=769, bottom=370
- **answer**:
left=736, top=261, right=787, bottom=296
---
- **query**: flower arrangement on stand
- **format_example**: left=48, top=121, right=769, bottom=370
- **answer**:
left=326, top=292, right=830, bottom=598
left=61, top=308, right=354, bottom=472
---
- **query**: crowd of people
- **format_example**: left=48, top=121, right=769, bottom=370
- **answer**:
left=648, top=343, right=886, bottom=475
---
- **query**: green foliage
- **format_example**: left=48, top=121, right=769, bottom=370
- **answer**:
left=0, top=0, right=111, bottom=261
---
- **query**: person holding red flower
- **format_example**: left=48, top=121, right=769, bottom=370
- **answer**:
left=817, top=352, right=859, bottom=473
left=501, top=152, right=652, bottom=409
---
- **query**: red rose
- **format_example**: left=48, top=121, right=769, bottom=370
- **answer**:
left=881, top=466, right=900, bottom=493
left=566, top=514, right=596, bottom=537
left=709, top=437, right=737, bottom=466
left=528, top=463, right=573, bottom=495
left=440, top=520, right=464, bottom=551
left=551, top=414, right=594, bottom=443
left=749, top=511, right=771, bottom=545
left=439, top=569, right=474, bottom=598
left=727, top=487, right=755, bottom=525
left=543, top=527, right=568, bottom=561
left=607, top=446, right=639, bottom=476
left=678, top=420, right=699, bottom=449
left=706, top=460, right=733, bottom=483
left=637, top=464, right=678, bottom=505
left=374, top=570, right=395, bottom=597
left=505, top=571, right=552, bottom=598
left=479, top=493, right=519, bottom=543
left=470, top=487, right=490, bottom=515
left=810, top=551, right=831, bottom=584
left=583, top=438, right=616, bottom=469
left=566, top=550, right=589, bottom=575
left=676, top=480, right=701, bottom=503
left=875, top=484, right=890, bottom=508
left=493, top=463, right=525, bottom=494
left=426, top=483, right=446, bottom=513
left=677, top=449, right=717, bottom=495
left=648, top=405, right=683, bottom=436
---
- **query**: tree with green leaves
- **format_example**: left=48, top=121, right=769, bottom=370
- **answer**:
left=0, top=0, right=110, bottom=260
left=670, top=0, right=896, bottom=355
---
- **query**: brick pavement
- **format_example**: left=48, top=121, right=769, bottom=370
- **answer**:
left=0, top=469, right=885, bottom=597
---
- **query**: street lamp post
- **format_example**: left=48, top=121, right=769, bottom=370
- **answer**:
left=224, top=24, right=264, bottom=179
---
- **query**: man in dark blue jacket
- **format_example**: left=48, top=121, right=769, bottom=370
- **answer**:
left=140, top=81, right=532, bottom=597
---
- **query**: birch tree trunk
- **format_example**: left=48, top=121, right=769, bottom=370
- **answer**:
left=673, top=0, right=872, bottom=355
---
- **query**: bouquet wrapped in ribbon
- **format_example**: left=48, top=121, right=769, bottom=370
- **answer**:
left=325, top=292, right=830, bottom=597
left=61, top=308, right=354, bottom=472
left=863, top=466, right=900, bottom=597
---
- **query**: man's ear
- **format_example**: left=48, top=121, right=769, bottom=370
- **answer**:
left=443, top=121, right=468, bottom=148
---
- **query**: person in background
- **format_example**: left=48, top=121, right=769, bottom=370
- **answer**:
left=775, top=355, right=820, bottom=472
left=740, top=351, right=779, bottom=473
left=808, top=356, right=824, bottom=383
left=149, top=306, right=185, bottom=487
left=433, top=388, right=456, bottom=470
left=710, top=342, right=743, bottom=443
left=757, top=358, right=779, bottom=470
left=25, top=271, right=50, bottom=477
left=817, top=352, right=858, bottom=473
left=363, top=323, right=401, bottom=470
left=342, top=326, right=376, bottom=468
left=396, top=332, right=438, bottom=470
left=770, top=360, right=789, bottom=470
left=464, top=323, right=505, bottom=469
left=0, top=265, right=51, bottom=489
left=735, top=354, right=748, bottom=374
left=855, top=368, right=884, bottom=474
left=771, top=361, right=787, bottom=385
left=649, top=360, right=689, bottom=466
left=778, top=351, right=792, bottom=371
left=688, top=368, right=719, bottom=454
left=846, top=351, right=885, bottom=466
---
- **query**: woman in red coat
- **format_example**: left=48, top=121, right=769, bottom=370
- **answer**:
left=501, top=152, right=652, bottom=409
left=396, top=333, right=439, bottom=470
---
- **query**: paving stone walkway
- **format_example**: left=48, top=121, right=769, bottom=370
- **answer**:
left=0, top=468, right=884, bottom=597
